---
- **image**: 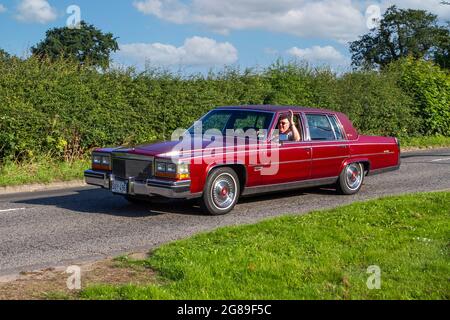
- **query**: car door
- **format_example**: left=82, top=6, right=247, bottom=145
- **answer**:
left=256, top=112, right=311, bottom=185
left=305, top=113, right=349, bottom=179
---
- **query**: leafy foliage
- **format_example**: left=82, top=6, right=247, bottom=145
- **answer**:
left=389, top=58, right=450, bottom=135
left=350, top=6, right=450, bottom=70
left=0, top=48, right=10, bottom=61
left=0, top=57, right=447, bottom=163
left=31, top=21, right=118, bottom=69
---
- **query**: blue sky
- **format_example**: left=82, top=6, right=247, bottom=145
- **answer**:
left=0, top=0, right=449, bottom=73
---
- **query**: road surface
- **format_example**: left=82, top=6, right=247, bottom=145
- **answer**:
left=0, top=148, right=449, bottom=276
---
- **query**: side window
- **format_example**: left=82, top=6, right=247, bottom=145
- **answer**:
left=233, top=114, right=258, bottom=130
left=274, top=113, right=303, bottom=142
left=306, top=114, right=335, bottom=141
left=328, top=115, right=344, bottom=140
left=201, top=112, right=232, bottom=134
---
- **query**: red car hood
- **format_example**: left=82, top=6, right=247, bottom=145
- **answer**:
left=96, top=136, right=261, bottom=159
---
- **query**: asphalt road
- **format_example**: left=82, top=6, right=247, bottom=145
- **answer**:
left=0, top=148, right=449, bottom=276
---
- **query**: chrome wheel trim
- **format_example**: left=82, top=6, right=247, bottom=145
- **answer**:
left=345, top=163, right=363, bottom=191
left=210, top=173, right=237, bottom=211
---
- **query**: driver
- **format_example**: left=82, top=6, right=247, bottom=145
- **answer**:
left=278, top=110, right=301, bottom=142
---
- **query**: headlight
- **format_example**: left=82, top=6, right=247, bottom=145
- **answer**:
left=102, top=157, right=110, bottom=166
left=92, top=153, right=111, bottom=170
left=155, top=160, right=190, bottom=179
left=156, top=162, right=167, bottom=172
left=167, top=163, right=177, bottom=173
left=93, top=155, right=102, bottom=165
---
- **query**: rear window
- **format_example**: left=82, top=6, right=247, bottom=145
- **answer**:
left=306, top=114, right=336, bottom=141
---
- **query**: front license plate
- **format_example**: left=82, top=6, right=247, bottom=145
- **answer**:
left=111, top=180, right=128, bottom=194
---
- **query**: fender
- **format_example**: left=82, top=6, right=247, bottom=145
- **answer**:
left=204, top=161, right=248, bottom=190
left=340, top=157, right=371, bottom=174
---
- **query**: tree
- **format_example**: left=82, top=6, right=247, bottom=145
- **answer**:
left=433, top=22, right=450, bottom=69
left=0, top=48, right=10, bottom=61
left=31, top=21, right=118, bottom=69
left=349, top=6, right=450, bottom=69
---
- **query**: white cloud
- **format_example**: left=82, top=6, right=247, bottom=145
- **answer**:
left=133, top=0, right=450, bottom=42
left=287, top=45, right=348, bottom=65
left=119, top=36, right=238, bottom=67
left=0, top=4, right=6, bottom=13
left=133, top=0, right=367, bottom=43
left=381, top=0, right=450, bottom=20
left=16, top=0, right=57, bottom=24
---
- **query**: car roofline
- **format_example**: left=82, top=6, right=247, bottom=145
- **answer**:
left=214, top=105, right=338, bottom=114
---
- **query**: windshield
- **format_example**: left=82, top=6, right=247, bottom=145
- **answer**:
left=188, top=109, right=274, bottom=137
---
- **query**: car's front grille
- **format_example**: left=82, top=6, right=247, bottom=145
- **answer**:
left=112, top=158, right=153, bottom=181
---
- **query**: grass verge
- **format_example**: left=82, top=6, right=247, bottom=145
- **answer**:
left=0, top=158, right=89, bottom=187
left=81, top=192, right=450, bottom=300
left=401, top=135, right=450, bottom=149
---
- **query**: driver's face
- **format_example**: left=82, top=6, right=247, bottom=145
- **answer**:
left=279, top=119, right=290, bottom=133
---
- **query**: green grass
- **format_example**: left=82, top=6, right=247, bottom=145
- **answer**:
left=81, top=192, right=450, bottom=300
left=401, top=135, right=450, bottom=149
left=0, top=158, right=89, bottom=187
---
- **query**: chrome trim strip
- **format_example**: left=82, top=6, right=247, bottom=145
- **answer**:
left=354, top=151, right=394, bottom=157
left=133, top=179, right=195, bottom=199
left=312, top=155, right=349, bottom=161
left=188, top=148, right=394, bottom=163
left=146, top=178, right=191, bottom=188
left=242, top=176, right=339, bottom=196
left=249, top=159, right=311, bottom=167
left=172, top=142, right=398, bottom=159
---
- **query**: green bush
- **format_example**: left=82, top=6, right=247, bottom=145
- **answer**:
left=334, top=70, right=418, bottom=137
left=0, top=57, right=447, bottom=163
left=389, top=58, right=450, bottom=136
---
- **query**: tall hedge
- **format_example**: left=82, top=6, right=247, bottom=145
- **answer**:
left=0, top=57, right=446, bottom=163
left=389, top=58, right=450, bottom=136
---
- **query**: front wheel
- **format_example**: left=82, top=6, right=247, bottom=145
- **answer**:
left=201, top=167, right=240, bottom=215
left=337, top=162, right=364, bottom=195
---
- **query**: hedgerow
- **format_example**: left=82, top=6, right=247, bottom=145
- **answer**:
left=388, top=57, right=450, bottom=136
left=0, top=57, right=447, bottom=163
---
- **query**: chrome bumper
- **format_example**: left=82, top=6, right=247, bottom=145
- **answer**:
left=84, top=170, right=110, bottom=189
left=84, top=170, right=196, bottom=199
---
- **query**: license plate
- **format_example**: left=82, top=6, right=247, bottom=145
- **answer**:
left=111, top=180, right=128, bottom=194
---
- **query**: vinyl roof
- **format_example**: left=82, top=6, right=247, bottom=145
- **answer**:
left=215, top=105, right=337, bottom=114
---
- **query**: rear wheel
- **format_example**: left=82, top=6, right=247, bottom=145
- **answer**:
left=337, top=162, right=364, bottom=195
left=201, top=167, right=240, bottom=215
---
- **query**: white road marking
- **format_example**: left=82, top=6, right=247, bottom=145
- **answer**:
left=0, top=208, right=26, bottom=213
left=431, top=158, right=450, bottom=162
